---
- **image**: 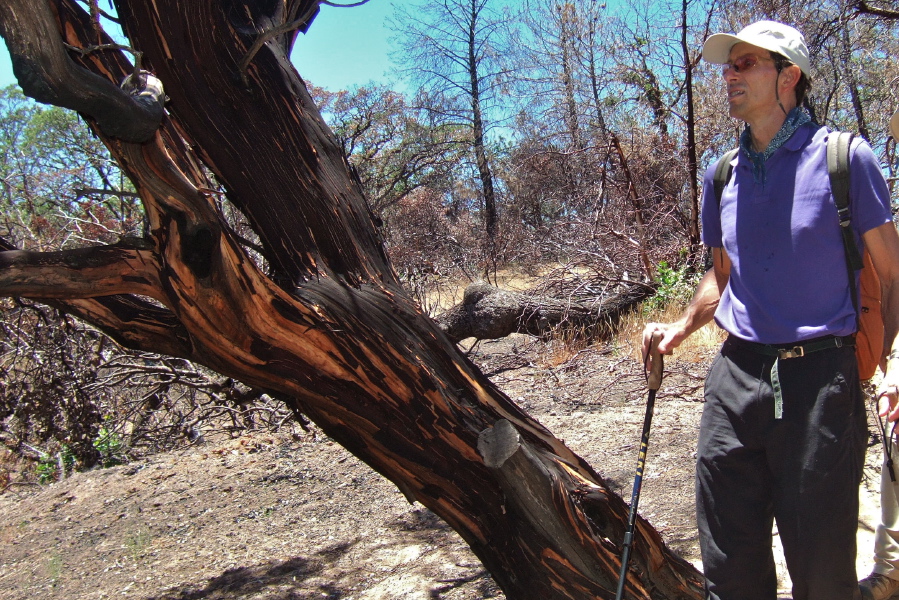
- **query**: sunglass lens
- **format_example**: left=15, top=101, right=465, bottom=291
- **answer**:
left=723, top=56, right=758, bottom=75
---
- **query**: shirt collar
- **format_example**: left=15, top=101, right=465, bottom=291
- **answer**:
left=739, top=107, right=814, bottom=185
left=783, top=122, right=813, bottom=152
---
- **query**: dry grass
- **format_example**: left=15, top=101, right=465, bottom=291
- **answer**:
left=534, top=332, right=593, bottom=368
left=526, top=300, right=727, bottom=371
left=614, top=302, right=728, bottom=364
left=419, top=267, right=727, bottom=368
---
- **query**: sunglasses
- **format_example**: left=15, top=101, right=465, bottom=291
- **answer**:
left=722, top=55, right=773, bottom=76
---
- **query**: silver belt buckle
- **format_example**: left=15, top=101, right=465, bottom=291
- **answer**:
left=778, top=346, right=804, bottom=359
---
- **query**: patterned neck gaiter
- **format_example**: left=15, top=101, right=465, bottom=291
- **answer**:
left=740, top=107, right=812, bottom=185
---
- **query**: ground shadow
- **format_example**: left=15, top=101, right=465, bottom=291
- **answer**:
left=148, top=543, right=356, bottom=600
left=429, top=571, right=502, bottom=599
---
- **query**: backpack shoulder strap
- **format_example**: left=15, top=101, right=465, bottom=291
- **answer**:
left=713, top=148, right=740, bottom=205
left=827, top=131, right=863, bottom=271
left=827, top=130, right=863, bottom=323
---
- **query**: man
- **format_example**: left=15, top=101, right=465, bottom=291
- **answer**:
left=858, top=110, right=899, bottom=600
left=642, top=20, right=899, bottom=600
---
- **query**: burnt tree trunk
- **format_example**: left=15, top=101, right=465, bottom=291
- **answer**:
left=466, top=0, right=498, bottom=241
left=680, top=0, right=701, bottom=254
left=0, top=1, right=703, bottom=598
left=436, top=282, right=655, bottom=343
left=609, top=134, right=656, bottom=284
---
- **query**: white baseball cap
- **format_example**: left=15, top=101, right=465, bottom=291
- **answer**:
left=703, top=20, right=811, bottom=76
left=891, top=110, right=899, bottom=140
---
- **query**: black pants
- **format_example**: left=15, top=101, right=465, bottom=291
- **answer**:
left=697, top=336, right=867, bottom=600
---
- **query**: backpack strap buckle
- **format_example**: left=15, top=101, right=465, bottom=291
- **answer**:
left=837, top=206, right=852, bottom=228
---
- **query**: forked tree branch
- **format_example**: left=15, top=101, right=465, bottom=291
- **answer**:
left=852, top=0, right=899, bottom=18
left=0, top=0, right=164, bottom=142
left=0, top=234, right=192, bottom=358
left=238, top=3, right=321, bottom=86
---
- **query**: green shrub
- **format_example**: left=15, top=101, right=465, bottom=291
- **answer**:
left=93, top=426, right=127, bottom=468
left=644, top=261, right=701, bottom=314
left=36, top=446, right=75, bottom=484
left=34, top=426, right=127, bottom=484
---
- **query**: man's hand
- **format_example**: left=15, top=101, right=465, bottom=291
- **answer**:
left=639, top=262, right=725, bottom=374
left=864, top=223, right=899, bottom=422
left=641, top=321, right=687, bottom=375
left=878, top=359, right=899, bottom=422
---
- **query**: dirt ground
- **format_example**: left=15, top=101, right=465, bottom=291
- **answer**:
left=0, top=333, right=890, bottom=599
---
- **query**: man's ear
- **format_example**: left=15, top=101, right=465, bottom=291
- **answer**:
left=780, top=64, right=801, bottom=90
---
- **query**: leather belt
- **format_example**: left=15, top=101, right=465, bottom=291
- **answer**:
left=732, top=334, right=855, bottom=360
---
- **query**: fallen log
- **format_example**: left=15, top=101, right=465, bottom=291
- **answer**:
left=436, top=281, right=656, bottom=343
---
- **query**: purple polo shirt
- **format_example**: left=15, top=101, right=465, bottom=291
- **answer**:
left=701, top=124, right=892, bottom=344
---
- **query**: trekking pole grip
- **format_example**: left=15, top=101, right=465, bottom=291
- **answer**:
left=647, top=335, right=664, bottom=391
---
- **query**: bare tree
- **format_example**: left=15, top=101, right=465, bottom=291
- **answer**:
left=389, top=0, right=509, bottom=243
left=512, top=0, right=610, bottom=204
left=679, top=0, right=717, bottom=252
left=309, top=83, right=465, bottom=217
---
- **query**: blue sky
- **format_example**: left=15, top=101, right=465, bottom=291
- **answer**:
left=0, top=0, right=397, bottom=92
left=292, top=0, right=397, bottom=90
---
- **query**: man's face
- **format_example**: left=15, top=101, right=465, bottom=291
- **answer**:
left=723, top=42, right=779, bottom=123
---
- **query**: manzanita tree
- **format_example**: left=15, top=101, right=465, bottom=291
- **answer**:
left=0, top=1, right=703, bottom=598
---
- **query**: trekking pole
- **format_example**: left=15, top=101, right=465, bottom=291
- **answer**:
left=615, top=334, right=664, bottom=600
left=875, top=402, right=897, bottom=485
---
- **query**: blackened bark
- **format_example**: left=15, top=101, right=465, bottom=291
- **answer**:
left=681, top=0, right=701, bottom=251
left=467, top=0, right=497, bottom=240
left=609, top=134, right=656, bottom=283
